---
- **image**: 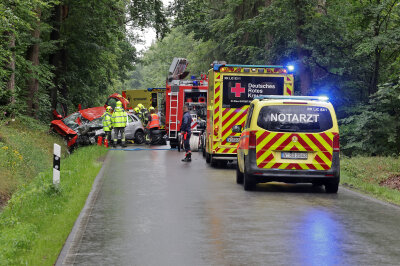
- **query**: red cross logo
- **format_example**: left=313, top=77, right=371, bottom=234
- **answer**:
left=231, top=83, right=245, bottom=97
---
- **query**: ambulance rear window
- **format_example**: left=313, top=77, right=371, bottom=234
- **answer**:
left=257, top=105, right=333, bottom=132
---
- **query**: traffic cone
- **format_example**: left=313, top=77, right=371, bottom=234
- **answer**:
left=97, top=136, right=103, bottom=146
left=104, top=138, right=109, bottom=148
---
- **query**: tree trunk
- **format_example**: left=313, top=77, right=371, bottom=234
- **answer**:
left=294, top=0, right=312, bottom=95
left=26, top=9, right=42, bottom=118
left=6, top=32, right=16, bottom=104
left=49, top=5, right=62, bottom=111
left=49, top=4, right=69, bottom=116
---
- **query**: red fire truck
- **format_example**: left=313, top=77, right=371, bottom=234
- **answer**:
left=165, top=58, right=208, bottom=150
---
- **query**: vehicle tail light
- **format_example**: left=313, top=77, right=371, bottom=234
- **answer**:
left=249, top=130, right=257, bottom=150
left=214, top=125, right=219, bottom=136
left=333, top=134, right=340, bottom=152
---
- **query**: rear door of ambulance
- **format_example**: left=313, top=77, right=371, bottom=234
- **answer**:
left=214, top=67, right=292, bottom=155
left=254, top=102, right=339, bottom=171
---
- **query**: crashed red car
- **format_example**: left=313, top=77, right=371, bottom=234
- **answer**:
left=50, top=94, right=129, bottom=149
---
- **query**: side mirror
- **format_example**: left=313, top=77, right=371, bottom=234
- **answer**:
left=232, top=125, right=242, bottom=133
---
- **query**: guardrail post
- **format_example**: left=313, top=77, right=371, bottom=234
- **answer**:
left=53, top=143, right=61, bottom=187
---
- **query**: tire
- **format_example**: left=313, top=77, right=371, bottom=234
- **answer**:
left=236, top=164, right=244, bottom=184
left=134, top=130, right=145, bottom=144
left=325, top=182, right=339, bottom=193
left=210, top=155, right=218, bottom=167
left=243, top=168, right=256, bottom=191
left=218, top=160, right=228, bottom=167
left=206, top=152, right=211, bottom=163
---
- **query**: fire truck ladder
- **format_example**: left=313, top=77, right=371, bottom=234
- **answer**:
left=168, top=91, right=179, bottom=139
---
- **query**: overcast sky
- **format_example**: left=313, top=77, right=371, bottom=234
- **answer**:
left=134, top=0, right=174, bottom=52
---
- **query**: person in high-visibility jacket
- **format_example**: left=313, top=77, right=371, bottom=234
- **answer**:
left=147, top=107, right=160, bottom=130
left=137, top=103, right=148, bottom=125
left=102, top=106, right=113, bottom=146
left=145, top=107, right=160, bottom=143
left=111, top=101, right=128, bottom=148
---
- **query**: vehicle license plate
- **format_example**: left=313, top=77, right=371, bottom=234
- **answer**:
left=281, top=152, right=308, bottom=160
left=227, top=137, right=240, bottom=143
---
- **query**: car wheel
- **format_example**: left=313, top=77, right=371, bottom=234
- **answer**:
left=218, top=160, right=228, bottom=167
left=325, top=182, right=339, bottom=193
left=134, top=131, right=145, bottom=144
left=210, top=155, right=218, bottom=167
left=206, top=152, right=211, bottom=163
left=236, top=164, right=244, bottom=184
left=243, top=167, right=256, bottom=191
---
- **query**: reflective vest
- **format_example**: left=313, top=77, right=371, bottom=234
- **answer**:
left=140, top=109, right=148, bottom=124
left=111, top=107, right=127, bottom=128
left=102, top=112, right=112, bottom=131
left=148, top=113, right=160, bottom=129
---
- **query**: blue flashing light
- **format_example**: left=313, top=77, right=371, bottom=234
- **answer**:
left=287, top=65, right=295, bottom=72
left=191, top=75, right=196, bottom=80
left=318, top=96, right=329, bottom=101
left=213, top=64, right=224, bottom=71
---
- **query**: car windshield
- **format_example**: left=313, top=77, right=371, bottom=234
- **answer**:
left=62, top=112, right=95, bottom=132
left=257, top=105, right=333, bottom=133
left=62, top=112, right=81, bottom=131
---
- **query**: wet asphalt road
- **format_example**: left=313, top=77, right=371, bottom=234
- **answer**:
left=59, top=147, right=400, bottom=266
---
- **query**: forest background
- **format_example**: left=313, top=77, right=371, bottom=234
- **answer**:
left=1, top=0, right=400, bottom=156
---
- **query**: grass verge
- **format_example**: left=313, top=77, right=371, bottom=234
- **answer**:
left=341, top=156, right=400, bottom=205
left=0, top=122, right=108, bottom=265
left=0, top=116, right=68, bottom=205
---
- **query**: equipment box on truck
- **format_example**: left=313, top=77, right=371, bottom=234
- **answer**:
left=204, top=63, right=294, bottom=166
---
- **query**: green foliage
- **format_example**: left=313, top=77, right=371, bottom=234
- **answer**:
left=0, top=145, right=107, bottom=265
left=125, top=26, right=217, bottom=90
left=340, top=79, right=400, bottom=156
left=0, top=0, right=169, bottom=122
left=0, top=116, right=68, bottom=200
left=341, top=156, right=400, bottom=205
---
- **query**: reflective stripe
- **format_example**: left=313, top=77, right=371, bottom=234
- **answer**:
left=103, top=113, right=112, bottom=131
left=148, top=114, right=160, bottom=129
left=255, top=131, right=337, bottom=170
left=111, top=107, right=127, bottom=127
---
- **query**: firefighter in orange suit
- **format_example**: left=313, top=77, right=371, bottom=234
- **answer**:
left=146, top=107, right=160, bottom=143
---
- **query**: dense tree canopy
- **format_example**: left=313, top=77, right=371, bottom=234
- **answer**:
left=2, top=0, right=400, bottom=155
left=0, top=0, right=168, bottom=119
left=164, top=0, right=400, bottom=155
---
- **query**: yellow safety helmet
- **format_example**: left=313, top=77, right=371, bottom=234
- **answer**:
left=116, top=101, right=123, bottom=108
left=137, top=103, right=144, bottom=110
left=134, top=107, right=140, bottom=113
left=106, top=106, right=113, bottom=112
left=149, top=106, right=155, bottom=111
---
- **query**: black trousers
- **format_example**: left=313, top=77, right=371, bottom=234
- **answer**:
left=104, top=131, right=112, bottom=144
left=184, top=132, right=191, bottom=153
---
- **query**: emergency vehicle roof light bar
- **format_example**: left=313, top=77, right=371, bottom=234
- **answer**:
left=257, top=95, right=330, bottom=102
left=213, top=64, right=285, bottom=71
left=147, top=88, right=166, bottom=91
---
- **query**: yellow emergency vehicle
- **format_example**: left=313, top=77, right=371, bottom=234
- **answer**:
left=122, top=88, right=166, bottom=111
left=204, top=63, right=294, bottom=166
left=234, top=96, right=340, bottom=192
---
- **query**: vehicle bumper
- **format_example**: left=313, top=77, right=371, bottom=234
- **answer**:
left=245, top=151, right=340, bottom=184
left=211, top=153, right=237, bottom=160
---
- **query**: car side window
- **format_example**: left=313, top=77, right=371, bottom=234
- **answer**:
left=245, top=104, right=254, bottom=129
left=131, top=115, right=138, bottom=122
left=128, top=115, right=134, bottom=123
